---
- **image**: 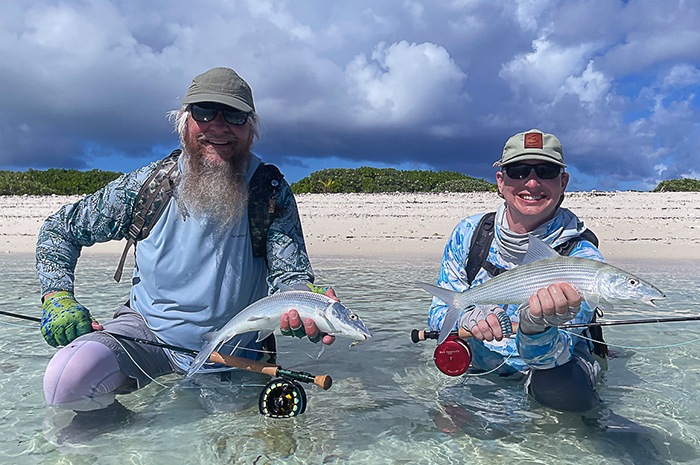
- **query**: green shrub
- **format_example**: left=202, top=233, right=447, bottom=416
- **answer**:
left=0, top=168, right=122, bottom=195
left=653, top=178, right=700, bottom=192
left=291, top=167, right=497, bottom=194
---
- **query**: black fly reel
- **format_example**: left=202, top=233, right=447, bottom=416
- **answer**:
left=258, top=377, right=307, bottom=418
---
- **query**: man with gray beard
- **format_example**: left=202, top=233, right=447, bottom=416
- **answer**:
left=36, top=67, right=333, bottom=415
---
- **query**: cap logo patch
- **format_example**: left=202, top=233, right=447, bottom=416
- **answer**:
left=524, top=133, right=543, bottom=149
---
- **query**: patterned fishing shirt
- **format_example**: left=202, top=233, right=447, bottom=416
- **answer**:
left=36, top=153, right=315, bottom=367
left=428, top=211, right=604, bottom=375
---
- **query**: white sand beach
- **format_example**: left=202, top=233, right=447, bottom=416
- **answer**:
left=1, top=191, right=699, bottom=260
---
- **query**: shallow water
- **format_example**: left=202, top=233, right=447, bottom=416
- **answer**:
left=1, top=253, right=700, bottom=464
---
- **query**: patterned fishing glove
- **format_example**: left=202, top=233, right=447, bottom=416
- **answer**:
left=459, top=305, right=513, bottom=336
left=41, top=291, right=95, bottom=347
left=518, top=304, right=580, bottom=335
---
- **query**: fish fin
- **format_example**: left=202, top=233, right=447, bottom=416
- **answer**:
left=437, top=305, right=461, bottom=345
left=256, top=330, right=274, bottom=342
left=202, top=331, right=216, bottom=342
left=417, top=282, right=463, bottom=345
left=185, top=339, right=220, bottom=378
left=523, top=235, right=559, bottom=264
left=597, top=301, right=613, bottom=314
left=583, top=293, right=600, bottom=311
left=417, top=282, right=460, bottom=307
left=316, top=344, right=326, bottom=359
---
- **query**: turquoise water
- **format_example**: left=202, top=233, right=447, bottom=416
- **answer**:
left=1, top=253, right=700, bottom=464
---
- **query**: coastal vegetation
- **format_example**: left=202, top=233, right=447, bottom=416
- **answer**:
left=1, top=167, right=698, bottom=195
left=0, top=168, right=122, bottom=195
left=652, top=178, right=700, bottom=192
left=291, top=166, right=497, bottom=194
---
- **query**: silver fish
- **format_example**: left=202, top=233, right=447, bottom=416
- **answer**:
left=186, top=290, right=372, bottom=377
left=420, top=235, right=665, bottom=344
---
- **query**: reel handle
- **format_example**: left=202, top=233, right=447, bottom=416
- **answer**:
left=209, top=351, right=332, bottom=390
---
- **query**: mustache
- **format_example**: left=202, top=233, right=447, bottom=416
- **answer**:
left=196, top=133, right=240, bottom=144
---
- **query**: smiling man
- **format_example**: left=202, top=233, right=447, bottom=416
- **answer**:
left=36, top=67, right=334, bottom=414
left=428, top=129, right=607, bottom=412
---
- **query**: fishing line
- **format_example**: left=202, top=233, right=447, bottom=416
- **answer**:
left=0, top=319, right=36, bottom=329
left=100, top=330, right=170, bottom=388
left=462, top=352, right=515, bottom=378
left=564, top=330, right=700, bottom=351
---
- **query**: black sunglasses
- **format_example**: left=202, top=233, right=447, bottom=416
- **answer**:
left=502, top=163, right=563, bottom=180
left=189, top=103, right=250, bottom=125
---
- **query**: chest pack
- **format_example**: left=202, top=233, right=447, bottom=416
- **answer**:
left=464, top=211, right=608, bottom=358
left=113, top=149, right=286, bottom=282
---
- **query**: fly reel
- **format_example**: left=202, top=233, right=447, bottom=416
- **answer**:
left=258, top=378, right=307, bottom=418
left=433, top=336, right=472, bottom=376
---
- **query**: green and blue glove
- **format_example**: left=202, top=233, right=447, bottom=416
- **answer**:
left=41, top=291, right=95, bottom=347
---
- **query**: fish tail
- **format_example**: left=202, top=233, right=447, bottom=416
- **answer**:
left=185, top=339, right=219, bottom=378
left=417, top=282, right=469, bottom=345
left=437, top=305, right=461, bottom=345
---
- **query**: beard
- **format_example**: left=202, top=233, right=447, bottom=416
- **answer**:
left=176, top=127, right=252, bottom=232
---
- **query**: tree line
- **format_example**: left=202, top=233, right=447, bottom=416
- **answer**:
left=1, top=166, right=698, bottom=195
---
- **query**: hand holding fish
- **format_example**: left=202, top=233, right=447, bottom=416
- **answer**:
left=519, top=283, right=582, bottom=335
left=281, top=309, right=336, bottom=345
left=459, top=305, right=508, bottom=342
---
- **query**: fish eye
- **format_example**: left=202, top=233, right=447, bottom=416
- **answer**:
left=628, top=278, right=639, bottom=286
left=349, top=313, right=358, bottom=320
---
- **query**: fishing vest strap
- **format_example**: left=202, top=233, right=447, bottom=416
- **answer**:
left=114, top=150, right=180, bottom=282
left=114, top=151, right=285, bottom=281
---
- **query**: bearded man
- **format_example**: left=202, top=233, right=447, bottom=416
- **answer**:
left=36, top=67, right=333, bottom=413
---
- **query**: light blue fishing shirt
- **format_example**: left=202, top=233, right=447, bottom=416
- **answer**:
left=37, top=152, right=315, bottom=372
left=428, top=207, right=604, bottom=375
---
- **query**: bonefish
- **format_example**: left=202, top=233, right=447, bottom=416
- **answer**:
left=186, top=290, right=372, bottom=377
left=420, top=235, right=665, bottom=344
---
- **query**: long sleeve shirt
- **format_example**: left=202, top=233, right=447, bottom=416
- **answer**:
left=36, top=153, right=314, bottom=369
left=428, top=211, right=603, bottom=375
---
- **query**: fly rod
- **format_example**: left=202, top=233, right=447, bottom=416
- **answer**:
left=412, top=315, right=700, bottom=343
left=0, top=309, right=332, bottom=390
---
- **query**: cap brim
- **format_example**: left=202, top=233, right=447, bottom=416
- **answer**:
left=181, top=93, right=254, bottom=113
left=494, top=153, right=566, bottom=168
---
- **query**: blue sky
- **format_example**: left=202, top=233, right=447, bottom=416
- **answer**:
left=1, top=0, right=699, bottom=191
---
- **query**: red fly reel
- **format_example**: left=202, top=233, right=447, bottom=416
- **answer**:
left=433, top=336, right=472, bottom=376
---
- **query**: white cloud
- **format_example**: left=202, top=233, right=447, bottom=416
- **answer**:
left=345, top=40, right=468, bottom=126
left=0, top=0, right=698, bottom=190
left=500, top=36, right=596, bottom=100
left=557, top=61, right=612, bottom=105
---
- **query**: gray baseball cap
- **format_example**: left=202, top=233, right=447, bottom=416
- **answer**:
left=493, top=129, right=566, bottom=168
left=182, top=67, right=255, bottom=112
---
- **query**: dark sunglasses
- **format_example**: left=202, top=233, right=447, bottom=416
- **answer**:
left=189, top=103, right=250, bottom=125
left=502, top=163, right=563, bottom=180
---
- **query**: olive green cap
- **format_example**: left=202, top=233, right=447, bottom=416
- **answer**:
left=493, top=129, right=566, bottom=168
left=182, top=67, right=255, bottom=112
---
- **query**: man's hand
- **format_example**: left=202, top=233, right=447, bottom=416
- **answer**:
left=41, top=291, right=97, bottom=347
left=280, top=309, right=335, bottom=345
left=519, top=283, right=581, bottom=335
left=459, top=305, right=508, bottom=342
left=280, top=284, right=338, bottom=345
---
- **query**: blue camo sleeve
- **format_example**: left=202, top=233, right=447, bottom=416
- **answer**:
left=265, top=181, right=315, bottom=294
left=427, top=217, right=481, bottom=331
left=517, top=240, right=604, bottom=369
left=35, top=162, right=159, bottom=296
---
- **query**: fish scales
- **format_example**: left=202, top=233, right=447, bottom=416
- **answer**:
left=185, top=289, right=372, bottom=377
left=454, top=256, right=605, bottom=307
left=420, top=235, right=664, bottom=345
